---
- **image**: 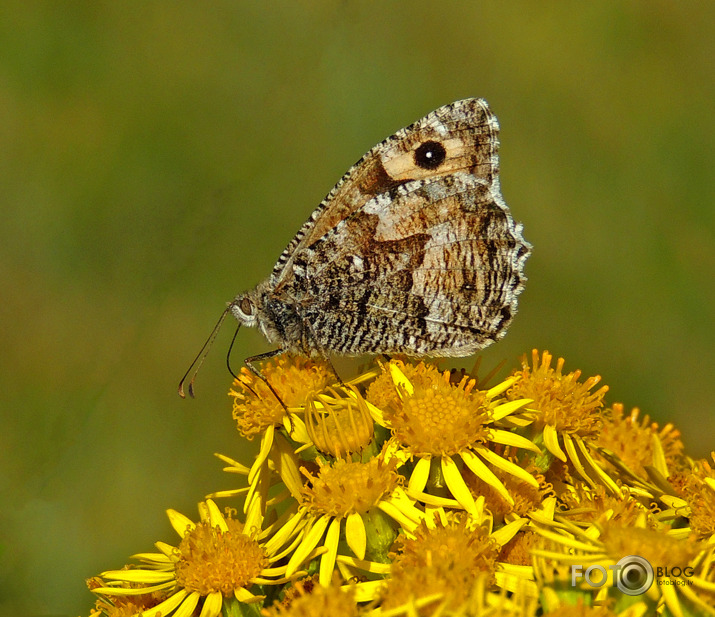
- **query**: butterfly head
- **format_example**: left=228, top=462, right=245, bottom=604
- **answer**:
left=230, top=292, right=259, bottom=328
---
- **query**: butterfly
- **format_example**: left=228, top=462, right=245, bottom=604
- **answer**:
left=180, top=98, right=530, bottom=397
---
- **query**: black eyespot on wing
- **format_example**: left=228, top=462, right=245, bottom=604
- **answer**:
left=414, top=141, right=447, bottom=170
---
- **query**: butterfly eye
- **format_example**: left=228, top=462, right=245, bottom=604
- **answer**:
left=414, top=141, right=447, bottom=170
left=239, top=297, right=254, bottom=316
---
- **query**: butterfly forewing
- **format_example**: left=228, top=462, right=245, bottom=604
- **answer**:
left=270, top=98, right=499, bottom=290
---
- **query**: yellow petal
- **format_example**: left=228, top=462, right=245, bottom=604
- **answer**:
left=141, top=588, right=188, bottom=615
left=408, top=456, right=431, bottom=494
left=410, top=492, right=460, bottom=508
left=531, top=527, right=603, bottom=552
left=658, top=577, right=683, bottom=617
left=488, top=428, right=540, bottom=453
left=490, top=397, right=532, bottom=421
left=154, top=541, right=177, bottom=558
left=319, top=517, right=341, bottom=586
left=389, top=362, right=414, bottom=396
left=460, top=449, right=514, bottom=506
left=100, top=569, right=175, bottom=584
left=270, top=431, right=304, bottom=501
left=199, top=591, right=223, bottom=617
left=205, top=499, right=229, bottom=532
left=286, top=514, right=331, bottom=576
left=345, top=511, right=367, bottom=560
left=166, top=509, right=195, bottom=538
left=91, top=581, right=175, bottom=596
left=486, top=376, right=519, bottom=399
left=490, top=517, right=527, bottom=547
left=441, top=455, right=478, bottom=516
left=173, top=591, right=200, bottom=617
left=214, top=452, right=250, bottom=474
left=346, top=385, right=385, bottom=425
left=573, top=436, right=619, bottom=494
left=248, top=424, right=275, bottom=484
left=131, top=551, right=172, bottom=564
left=264, top=507, right=306, bottom=556
left=562, top=433, right=596, bottom=489
left=244, top=491, right=265, bottom=535
left=350, top=579, right=388, bottom=603
left=542, top=423, right=567, bottom=462
left=378, top=498, right=420, bottom=533
left=286, top=413, right=311, bottom=443
left=234, top=586, right=265, bottom=604
left=472, top=444, right=539, bottom=488
left=336, top=555, right=392, bottom=574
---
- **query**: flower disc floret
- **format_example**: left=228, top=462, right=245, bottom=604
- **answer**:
left=369, top=361, right=490, bottom=456
left=508, top=350, right=607, bottom=437
left=229, top=355, right=333, bottom=438
left=175, top=518, right=268, bottom=596
left=301, top=456, right=401, bottom=518
left=382, top=515, right=500, bottom=610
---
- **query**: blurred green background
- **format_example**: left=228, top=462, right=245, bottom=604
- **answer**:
left=1, top=2, right=713, bottom=615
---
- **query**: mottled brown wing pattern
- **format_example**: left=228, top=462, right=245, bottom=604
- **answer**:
left=282, top=172, right=528, bottom=355
left=222, top=98, right=530, bottom=363
left=270, top=98, right=499, bottom=290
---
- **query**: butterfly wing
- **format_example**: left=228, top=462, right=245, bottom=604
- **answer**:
left=283, top=171, right=530, bottom=356
left=271, top=98, right=500, bottom=289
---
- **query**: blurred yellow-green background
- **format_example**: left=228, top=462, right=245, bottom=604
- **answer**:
left=1, top=3, right=713, bottom=615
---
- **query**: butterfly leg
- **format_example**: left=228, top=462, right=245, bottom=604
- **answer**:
left=244, top=349, right=288, bottom=410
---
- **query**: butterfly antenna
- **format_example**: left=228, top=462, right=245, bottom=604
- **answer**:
left=178, top=306, right=235, bottom=398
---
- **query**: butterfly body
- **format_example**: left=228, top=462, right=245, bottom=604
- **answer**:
left=230, top=98, right=530, bottom=360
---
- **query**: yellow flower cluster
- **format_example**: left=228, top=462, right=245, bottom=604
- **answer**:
left=87, top=351, right=715, bottom=617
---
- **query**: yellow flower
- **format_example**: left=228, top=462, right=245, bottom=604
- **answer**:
left=276, top=443, right=420, bottom=590
left=380, top=511, right=530, bottom=613
left=228, top=355, right=336, bottom=532
left=509, top=350, right=608, bottom=437
left=229, top=354, right=333, bottom=440
left=592, top=404, right=684, bottom=496
left=90, top=500, right=298, bottom=617
left=86, top=350, right=715, bottom=616
left=507, top=350, right=617, bottom=494
left=366, top=360, right=539, bottom=515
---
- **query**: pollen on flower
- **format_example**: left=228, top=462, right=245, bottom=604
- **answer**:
left=508, top=350, right=607, bottom=437
left=229, top=354, right=333, bottom=438
left=301, top=455, right=401, bottom=517
left=382, top=514, right=500, bottom=610
left=174, top=517, right=268, bottom=596
left=369, top=361, right=491, bottom=456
